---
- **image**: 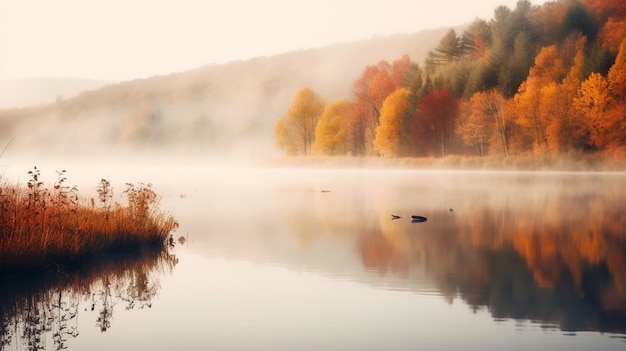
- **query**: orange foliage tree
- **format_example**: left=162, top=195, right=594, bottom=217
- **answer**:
left=599, top=17, right=626, bottom=53
left=574, top=73, right=614, bottom=149
left=527, top=1, right=568, bottom=46
left=582, top=0, right=626, bottom=23
left=605, top=38, right=626, bottom=151
left=546, top=42, right=588, bottom=152
left=608, top=38, right=626, bottom=101
left=347, top=56, right=411, bottom=155
left=456, top=99, right=490, bottom=156
left=514, top=45, right=566, bottom=154
left=343, top=101, right=369, bottom=156
left=458, top=89, right=512, bottom=156
left=574, top=38, right=626, bottom=152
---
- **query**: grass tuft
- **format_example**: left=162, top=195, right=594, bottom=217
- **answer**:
left=0, top=167, right=179, bottom=275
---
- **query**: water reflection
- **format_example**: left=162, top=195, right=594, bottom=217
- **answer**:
left=0, top=248, right=177, bottom=350
left=276, top=171, right=626, bottom=335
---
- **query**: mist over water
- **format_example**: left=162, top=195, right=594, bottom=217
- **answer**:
left=1, top=155, right=626, bottom=350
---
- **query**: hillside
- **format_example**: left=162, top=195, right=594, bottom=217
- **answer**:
left=0, top=27, right=453, bottom=157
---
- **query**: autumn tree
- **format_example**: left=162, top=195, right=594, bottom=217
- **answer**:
left=608, top=38, right=626, bottom=101
left=573, top=38, right=626, bottom=152
left=374, top=88, right=410, bottom=157
left=344, top=101, right=369, bottom=156
left=544, top=41, right=588, bottom=152
left=402, top=65, right=436, bottom=156
left=274, top=87, right=324, bottom=156
left=591, top=0, right=626, bottom=52
left=273, top=119, right=297, bottom=155
left=348, top=56, right=411, bottom=155
left=456, top=100, right=491, bottom=156
left=313, top=99, right=349, bottom=156
left=514, top=45, right=566, bottom=154
left=599, top=17, right=626, bottom=53
left=604, top=37, right=626, bottom=149
left=416, top=89, right=459, bottom=157
left=573, top=73, right=613, bottom=149
left=458, top=89, right=511, bottom=156
left=526, top=1, right=568, bottom=47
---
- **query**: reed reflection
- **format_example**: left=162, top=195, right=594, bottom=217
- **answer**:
left=278, top=173, right=626, bottom=335
left=0, top=248, right=177, bottom=350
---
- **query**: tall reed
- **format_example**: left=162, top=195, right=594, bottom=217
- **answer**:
left=0, top=167, right=178, bottom=274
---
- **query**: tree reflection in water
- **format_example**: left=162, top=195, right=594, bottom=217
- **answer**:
left=278, top=172, right=626, bottom=335
left=0, top=248, right=177, bottom=350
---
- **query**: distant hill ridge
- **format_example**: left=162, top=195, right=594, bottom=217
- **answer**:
left=0, top=27, right=454, bottom=156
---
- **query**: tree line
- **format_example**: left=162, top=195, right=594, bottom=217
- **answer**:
left=274, top=0, right=626, bottom=158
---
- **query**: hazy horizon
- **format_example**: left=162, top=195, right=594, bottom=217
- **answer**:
left=1, top=0, right=547, bottom=82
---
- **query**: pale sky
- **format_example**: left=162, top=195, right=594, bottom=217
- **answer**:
left=1, top=0, right=546, bottom=82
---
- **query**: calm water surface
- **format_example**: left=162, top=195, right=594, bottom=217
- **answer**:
left=2, top=163, right=626, bottom=350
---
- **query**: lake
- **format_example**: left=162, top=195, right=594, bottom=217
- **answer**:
left=1, top=162, right=626, bottom=350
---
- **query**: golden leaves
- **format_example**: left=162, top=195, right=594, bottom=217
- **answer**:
left=274, top=87, right=324, bottom=156
left=374, top=88, right=410, bottom=157
left=313, top=99, right=349, bottom=156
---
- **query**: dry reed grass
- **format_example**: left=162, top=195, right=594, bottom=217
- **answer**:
left=0, top=167, right=178, bottom=274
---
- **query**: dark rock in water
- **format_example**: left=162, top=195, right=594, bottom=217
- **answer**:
left=391, top=214, right=401, bottom=220
left=411, top=215, right=428, bottom=223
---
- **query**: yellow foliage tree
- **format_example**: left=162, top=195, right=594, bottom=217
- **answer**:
left=274, top=87, right=324, bottom=156
left=374, top=88, right=410, bottom=157
left=273, top=119, right=297, bottom=155
left=313, top=99, right=349, bottom=156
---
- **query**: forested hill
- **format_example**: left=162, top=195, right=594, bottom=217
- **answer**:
left=275, top=0, right=626, bottom=161
left=4, top=0, right=625, bottom=162
left=0, top=27, right=451, bottom=156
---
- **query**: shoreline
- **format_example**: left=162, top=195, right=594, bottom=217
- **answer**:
left=258, top=154, right=626, bottom=172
